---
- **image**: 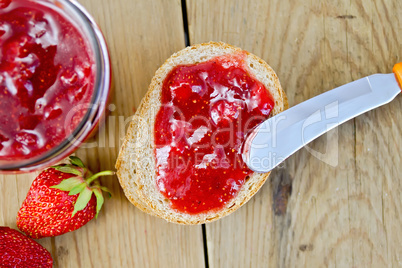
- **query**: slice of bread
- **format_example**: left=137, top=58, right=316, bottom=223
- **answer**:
left=116, top=42, right=288, bottom=224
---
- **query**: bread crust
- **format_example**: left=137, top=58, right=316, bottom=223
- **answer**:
left=116, top=42, right=288, bottom=224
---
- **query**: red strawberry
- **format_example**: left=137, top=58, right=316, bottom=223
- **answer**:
left=17, top=156, right=113, bottom=239
left=0, top=226, right=53, bottom=267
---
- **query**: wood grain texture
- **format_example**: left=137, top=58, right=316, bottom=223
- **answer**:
left=0, top=0, right=205, bottom=267
left=1, top=0, right=401, bottom=267
left=187, top=0, right=402, bottom=267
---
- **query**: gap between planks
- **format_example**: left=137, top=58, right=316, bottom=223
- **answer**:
left=181, top=0, right=209, bottom=267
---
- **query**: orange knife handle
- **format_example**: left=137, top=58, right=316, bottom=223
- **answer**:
left=393, top=63, right=402, bottom=91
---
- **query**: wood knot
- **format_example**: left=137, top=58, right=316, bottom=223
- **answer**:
left=57, top=246, right=69, bottom=257
left=299, top=244, right=314, bottom=251
left=336, top=15, right=356, bottom=19
left=272, top=169, right=292, bottom=216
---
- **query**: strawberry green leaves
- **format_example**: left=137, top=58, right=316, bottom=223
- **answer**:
left=99, top=186, right=112, bottom=198
left=68, top=183, right=87, bottom=196
left=50, top=156, right=113, bottom=218
left=50, top=177, right=83, bottom=191
left=72, top=187, right=93, bottom=217
left=50, top=156, right=87, bottom=176
left=51, top=165, right=83, bottom=176
left=93, top=188, right=104, bottom=219
left=68, top=156, right=85, bottom=168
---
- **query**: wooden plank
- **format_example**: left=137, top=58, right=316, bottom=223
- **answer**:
left=350, top=1, right=402, bottom=266
left=0, top=0, right=206, bottom=267
left=187, top=0, right=402, bottom=267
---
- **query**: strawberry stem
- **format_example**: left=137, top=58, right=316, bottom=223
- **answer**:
left=86, top=171, right=114, bottom=185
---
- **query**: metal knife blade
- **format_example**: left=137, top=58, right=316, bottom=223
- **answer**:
left=242, top=71, right=401, bottom=173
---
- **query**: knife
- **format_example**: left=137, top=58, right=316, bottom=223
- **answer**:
left=242, top=63, right=402, bottom=173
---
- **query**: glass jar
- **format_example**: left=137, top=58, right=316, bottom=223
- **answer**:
left=0, top=0, right=111, bottom=173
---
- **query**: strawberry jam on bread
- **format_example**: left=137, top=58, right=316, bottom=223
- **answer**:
left=116, top=42, right=288, bottom=224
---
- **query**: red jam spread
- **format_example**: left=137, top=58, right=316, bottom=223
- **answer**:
left=154, top=53, right=275, bottom=214
left=0, top=0, right=95, bottom=160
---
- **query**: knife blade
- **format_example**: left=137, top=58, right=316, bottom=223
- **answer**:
left=242, top=63, right=402, bottom=173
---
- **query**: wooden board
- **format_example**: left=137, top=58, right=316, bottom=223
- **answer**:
left=0, top=0, right=205, bottom=267
left=1, top=0, right=402, bottom=267
left=187, top=0, right=402, bottom=267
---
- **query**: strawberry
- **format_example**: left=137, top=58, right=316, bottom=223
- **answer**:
left=0, top=226, right=53, bottom=267
left=17, top=156, right=113, bottom=239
